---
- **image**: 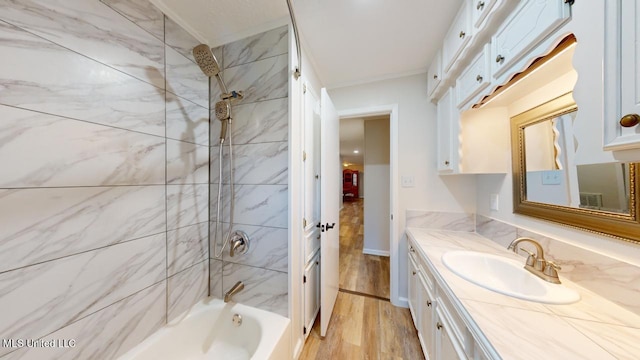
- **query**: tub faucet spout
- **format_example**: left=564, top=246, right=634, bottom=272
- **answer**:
left=224, top=281, right=244, bottom=303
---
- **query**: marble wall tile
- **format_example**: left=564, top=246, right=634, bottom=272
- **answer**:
left=167, top=184, right=209, bottom=231
left=221, top=54, right=288, bottom=105
left=211, top=223, right=288, bottom=272
left=222, top=263, right=288, bottom=317
left=223, top=26, right=288, bottom=68
left=166, top=92, right=209, bottom=146
left=475, top=215, right=517, bottom=248
left=0, top=106, right=165, bottom=188
left=209, top=258, right=223, bottom=300
left=210, top=142, right=288, bottom=185
left=210, top=184, right=288, bottom=228
left=1, top=282, right=166, bottom=360
left=167, top=139, right=209, bottom=184
left=164, top=16, right=201, bottom=62
left=167, top=261, right=208, bottom=322
left=405, top=210, right=475, bottom=232
left=210, top=98, right=288, bottom=146
left=165, top=45, right=208, bottom=107
left=0, top=185, right=165, bottom=273
left=100, top=0, right=165, bottom=42
left=0, top=234, right=165, bottom=355
left=0, top=22, right=165, bottom=136
left=167, top=222, right=208, bottom=277
left=0, top=0, right=166, bottom=89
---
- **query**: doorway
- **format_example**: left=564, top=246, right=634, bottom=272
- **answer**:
left=339, top=115, right=391, bottom=300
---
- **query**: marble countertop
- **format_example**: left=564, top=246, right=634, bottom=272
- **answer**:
left=406, top=227, right=640, bottom=360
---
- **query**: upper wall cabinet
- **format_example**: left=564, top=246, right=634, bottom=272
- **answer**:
left=427, top=50, right=442, bottom=98
left=442, top=2, right=472, bottom=75
left=491, top=0, right=571, bottom=79
left=456, top=44, right=490, bottom=108
left=603, top=0, right=640, bottom=151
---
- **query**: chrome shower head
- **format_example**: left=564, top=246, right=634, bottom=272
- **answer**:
left=193, top=44, right=221, bottom=77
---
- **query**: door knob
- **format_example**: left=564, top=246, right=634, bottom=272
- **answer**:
left=325, top=222, right=335, bottom=230
left=620, top=114, right=640, bottom=128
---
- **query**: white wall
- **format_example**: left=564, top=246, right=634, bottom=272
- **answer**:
left=363, top=118, right=390, bottom=255
left=328, top=74, right=476, bottom=304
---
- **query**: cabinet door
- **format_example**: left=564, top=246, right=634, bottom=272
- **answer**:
left=408, top=255, right=419, bottom=327
left=419, top=274, right=435, bottom=360
left=435, top=308, right=467, bottom=360
left=491, top=0, right=571, bottom=79
left=303, top=254, right=320, bottom=338
left=427, top=50, right=442, bottom=98
left=471, top=0, right=498, bottom=29
left=456, top=44, right=491, bottom=108
left=437, top=88, right=456, bottom=173
left=604, top=0, right=640, bottom=150
left=442, top=2, right=472, bottom=73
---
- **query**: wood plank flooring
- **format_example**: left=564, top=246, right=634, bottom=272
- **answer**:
left=298, top=291, right=425, bottom=360
left=339, top=198, right=390, bottom=299
left=299, top=199, right=423, bottom=359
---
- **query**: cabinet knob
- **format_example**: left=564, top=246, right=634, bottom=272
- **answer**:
left=444, top=160, right=450, bottom=166
left=412, top=271, right=417, bottom=276
left=496, top=55, right=505, bottom=63
left=476, top=74, right=483, bottom=82
left=459, top=31, right=466, bottom=39
left=437, top=322, right=443, bottom=330
left=477, top=1, right=485, bottom=10
left=433, top=74, right=438, bottom=80
left=620, top=114, right=640, bottom=128
left=427, top=300, right=432, bottom=307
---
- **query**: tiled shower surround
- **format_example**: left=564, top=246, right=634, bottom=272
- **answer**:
left=209, top=26, right=290, bottom=317
left=0, top=0, right=209, bottom=358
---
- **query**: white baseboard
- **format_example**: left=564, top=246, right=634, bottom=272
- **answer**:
left=395, top=296, right=409, bottom=308
left=362, top=248, right=390, bottom=257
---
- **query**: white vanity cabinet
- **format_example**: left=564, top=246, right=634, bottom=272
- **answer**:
left=491, top=0, right=571, bottom=79
left=408, top=237, right=493, bottom=360
left=603, top=0, right=640, bottom=151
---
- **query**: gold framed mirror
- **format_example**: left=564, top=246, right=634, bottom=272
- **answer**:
left=511, top=93, right=640, bottom=243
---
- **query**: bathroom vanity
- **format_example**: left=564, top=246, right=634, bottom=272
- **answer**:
left=406, top=227, right=640, bottom=359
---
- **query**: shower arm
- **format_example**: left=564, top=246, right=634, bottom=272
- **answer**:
left=214, top=73, right=229, bottom=97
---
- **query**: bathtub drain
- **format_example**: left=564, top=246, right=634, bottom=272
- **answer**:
left=232, top=313, right=242, bottom=327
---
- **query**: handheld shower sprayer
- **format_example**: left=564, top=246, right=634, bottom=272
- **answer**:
left=193, top=43, right=244, bottom=265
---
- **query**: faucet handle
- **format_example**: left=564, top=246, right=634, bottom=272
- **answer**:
left=543, top=260, right=561, bottom=277
left=519, top=247, right=536, bottom=266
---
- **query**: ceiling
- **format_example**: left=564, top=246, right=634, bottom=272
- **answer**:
left=150, top=0, right=463, bottom=88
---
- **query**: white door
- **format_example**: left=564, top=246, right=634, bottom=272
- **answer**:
left=320, top=87, right=340, bottom=337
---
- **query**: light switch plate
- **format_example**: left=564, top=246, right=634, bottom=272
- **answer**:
left=542, top=170, right=562, bottom=185
left=490, top=194, right=499, bottom=211
left=401, top=176, right=414, bottom=187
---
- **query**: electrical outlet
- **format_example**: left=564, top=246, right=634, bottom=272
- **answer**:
left=490, top=194, right=499, bottom=211
left=401, top=176, right=414, bottom=188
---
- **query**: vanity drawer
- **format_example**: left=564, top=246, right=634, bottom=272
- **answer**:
left=491, top=0, right=571, bottom=79
left=456, top=43, right=490, bottom=107
left=436, top=287, right=470, bottom=356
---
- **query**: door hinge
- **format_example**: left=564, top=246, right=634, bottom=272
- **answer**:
left=303, top=218, right=307, bottom=228
left=303, top=275, right=307, bottom=283
left=303, top=326, right=307, bottom=335
left=303, top=151, right=307, bottom=161
left=303, top=83, right=307, bottom=94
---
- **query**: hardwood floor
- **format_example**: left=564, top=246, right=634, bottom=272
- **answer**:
left=298, top=291, right=425, bottom=360
left=339, top=198, right=390, bottom=299
left=298, top=199, right=423, bottom=360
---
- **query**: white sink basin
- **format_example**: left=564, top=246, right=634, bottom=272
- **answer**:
left=441, top=251, right=580, bottom=305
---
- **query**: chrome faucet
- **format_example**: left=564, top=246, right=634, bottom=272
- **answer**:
left=507, top=237, right=562, bottom=284
left=224, top=281, right=245, bottom=303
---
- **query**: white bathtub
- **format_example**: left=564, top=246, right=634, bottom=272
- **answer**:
left=118, top=298, right=291, bottom=360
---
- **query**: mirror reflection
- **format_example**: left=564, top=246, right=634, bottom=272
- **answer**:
left=523, top=110, right=632, bottom=214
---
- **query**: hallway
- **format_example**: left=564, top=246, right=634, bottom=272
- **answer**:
left=339, top=198, right=390, bottom=299
left=299, top=198, right=424, bottom=359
